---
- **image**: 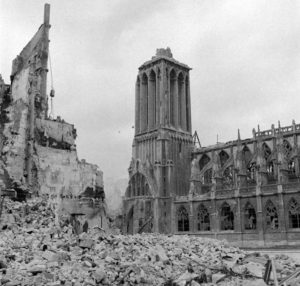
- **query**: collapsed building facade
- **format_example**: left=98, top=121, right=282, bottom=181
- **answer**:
left=0, top=4, right=107, bottom=232
left=123, top=48, right=300, bottom=247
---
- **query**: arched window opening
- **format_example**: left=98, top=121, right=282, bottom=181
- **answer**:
left=283, top=140, right=292, bottom=158
left=203, top=168, right=212, bottom=185
left=265, top=200, right=278, bottom=230
left=288, top=198, right=300, bottom=228
left=219, top=150, right=229, bottom=167
left=267, top=161, right=276, bottom=181
left=178, top=72, right=184, bottom=128
left=243, top=145, right=252, bottom=166
left=197, top=204, right=210, bottom=231
left=185, top=76, right=190, bottom=131
left=220, top=202, right=234, bottom=230
left=288, top=159, right=297, bottom=179
left=177, top=206, right=189, bottom=232
left=170, top=69, right=176, bottom=127
left=199, top=154, right=210, bottom=171
left=127, top=173, right=150, bottom=198
left=141, top=73, right=148, bottom=131
left=247, top=162, right=256, bottom=183
left=244, top=202, right=256, bottom=230
left=149, top=70, right=156, bottom=129
left=223, top=166, right=234, bottom=188
left=263, top=143, right=271, bottom=161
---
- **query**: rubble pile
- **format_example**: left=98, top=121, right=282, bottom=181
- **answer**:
left=0, top=198, right=299, bottom=286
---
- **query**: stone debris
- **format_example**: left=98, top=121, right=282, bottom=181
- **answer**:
left=0, top=198, right=299, bottom=286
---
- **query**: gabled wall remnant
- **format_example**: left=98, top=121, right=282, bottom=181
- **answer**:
left=0, top=4, right=107, bottom=232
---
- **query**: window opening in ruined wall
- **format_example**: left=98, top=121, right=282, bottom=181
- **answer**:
left=265, top=200, right=278, bottom=230
left=220, top=202, right=234, bottom=230
left=197, top=204, right=210, bottom=231
left=243, top=145, right=256, bottom=183
left=177, top=206, right=189, bottom=232
left=263, top=143, right=275, bottom=181
left=223, top=166, right=234, bottom=188
left=288, top=198, right=300, bottom=228
left=199, top=154, right=210, bottom=171
left=219, top=150, right=229, bottom=167
left=283, top=140, right=297, bottom=178
left=126, top=173, right=150, bottom=198
left=244, top=202, right=256, bottom=230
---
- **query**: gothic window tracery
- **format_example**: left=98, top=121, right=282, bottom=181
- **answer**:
left=197, top=204, right=210, bottom=231
left=219, top=150, right=229, bottom=167
left=288, top=198, right=300, bottom=228
left=265, top=200, right=279, bottom=230
left=288, top=159, right=297, bottom=178
left=283, top=140, right=292, bottom=158
left=126, top=173, right=150, bottom=198
left=243, top=145, right=252, bottom=165
left=263, top=143, right=272, bottom=161
left=223, top=166, right=234, bottom=187
left=244, top=202, right=256, bottom=230
left=247, top=162, right=257, bottom=183
left=199, top=154, right=210, bottom=171
left=220, top=202, right=234, bottom=230
left=177, top=206, right=189, bottom=232
left=203, top=168, right=212, bottom=185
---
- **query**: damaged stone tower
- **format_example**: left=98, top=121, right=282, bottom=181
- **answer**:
left=0, top=4, right=107, bottom=231
left=123, top=48, right=193, bottom=234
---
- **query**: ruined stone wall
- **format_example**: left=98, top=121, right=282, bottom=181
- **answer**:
left=0, top=4, right=107, bottom=232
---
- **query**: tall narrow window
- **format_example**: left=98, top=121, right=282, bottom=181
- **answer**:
left=288, top=198, right=300, bottom=228
left=197, top=204, right=210, bottom=231
left=199, top=154, right=210, bottom=171
left=170, top=69, right=176, bottom=127
left=178, top=206, right=189, bottom=231
left=244, top=202, right=256, bottom=230
left=203, top=168, right=212, bottom=185
left=219, top=150, right=229, bottom=167
left=265, top=200, right=278, bottom=230
left=185, top=76, right=190, bottom=131
left=223, top=166, right=234, bottom=188
left=220, top=202, right=234, bottom=230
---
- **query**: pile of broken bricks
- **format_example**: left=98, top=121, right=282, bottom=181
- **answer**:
left=0, top=197, right=300, bottom=286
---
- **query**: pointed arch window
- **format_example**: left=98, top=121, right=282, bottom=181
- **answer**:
left=220, top=202, right=234, bottom=230
left=247, top=162, right=257, bottom=183
left=197, top=204, right=210, bottom=231
left=265, top=200, right=278, bottom=230
left=199, top=154, right=210, bottom=171
left=283, top=140, right=292, bottom=158
left=219, top=150, right=229, bottom=167
left=288, top=198, right=300, bottom=228
left=263, top=143, right=272, bottom=161
left=178, top=206, right=189, bottom=232
left=126, top=173, right=150, bottom=197
left=242, top=145, right=252, bottom=166
left=244, top=202, right=256, bottom=230
left=223, top=166, right=234, bottom=188
left=203, top=168, right=212, bottom=185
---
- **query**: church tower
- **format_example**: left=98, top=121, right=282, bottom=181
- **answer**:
left=124, top=48, right=193, bottom=234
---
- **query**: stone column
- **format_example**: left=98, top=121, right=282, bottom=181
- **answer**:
left=135, top=78, right=140, bottom=134
left=256, top=188, right=265, bottom=245
left=278, top=187, right=288, bottom=243
left=181, top=78, right=187, bottom=131
left=189, top=201, right=194, bottom=232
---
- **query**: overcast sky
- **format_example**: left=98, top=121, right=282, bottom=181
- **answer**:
left=1, top=0, right=300, bottom=184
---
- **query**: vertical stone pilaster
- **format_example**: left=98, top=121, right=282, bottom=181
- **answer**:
left=189, top=200, right=194, bottom=232
left=278, top=186, right=288, bottom=243
left=256, top=188, right=265, bottom=245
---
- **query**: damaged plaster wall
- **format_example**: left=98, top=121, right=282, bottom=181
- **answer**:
left=0, top=4, right=107, bottom=232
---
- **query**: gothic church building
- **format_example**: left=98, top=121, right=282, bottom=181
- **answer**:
left=123, top=48, right=300, bottom=247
